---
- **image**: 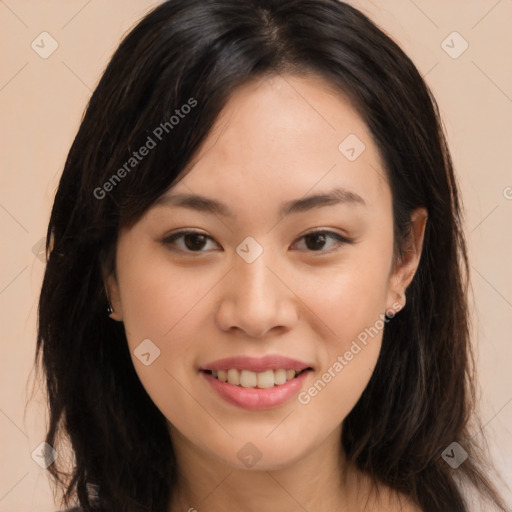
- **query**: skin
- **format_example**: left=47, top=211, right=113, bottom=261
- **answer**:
left=107, top=74, right=427, bottom=512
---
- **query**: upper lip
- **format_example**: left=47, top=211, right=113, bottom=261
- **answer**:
left=200, top=355, right=314, bottom=372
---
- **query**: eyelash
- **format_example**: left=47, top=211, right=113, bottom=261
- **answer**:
left=162, top=229, right=352, bottom=254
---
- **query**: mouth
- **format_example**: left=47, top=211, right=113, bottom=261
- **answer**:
left=199, top=355, right=314, bottom=409
left=201, top=367, right=313, bottom=410
left=201, top=367, right=313, bottom=389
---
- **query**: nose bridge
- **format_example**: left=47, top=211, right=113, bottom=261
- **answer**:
left=234, top=234, right=276, bottom=301
left=236, top=251, right=275, bottom=306
left=215, top=239, right=297, bottom=337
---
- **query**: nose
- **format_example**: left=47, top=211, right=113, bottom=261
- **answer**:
left=215, top=252, right=299, bottom=338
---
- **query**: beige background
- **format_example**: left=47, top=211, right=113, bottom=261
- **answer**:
left=1, top=1, right=511, bottom=510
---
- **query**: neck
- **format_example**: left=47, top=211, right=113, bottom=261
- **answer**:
left=167, top=425, right=365, bottom=512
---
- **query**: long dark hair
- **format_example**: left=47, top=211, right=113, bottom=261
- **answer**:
left=35, top=1, right=508, bottom=511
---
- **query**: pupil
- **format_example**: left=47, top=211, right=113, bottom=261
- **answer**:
left=185, top=234, right=207, bottom=250
left=306, top=233, right=326, bottom=250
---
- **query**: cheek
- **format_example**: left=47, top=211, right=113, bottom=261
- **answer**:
left=115, top=255, right=212, bottom=428
left=294, top=270, right=386, bottom=398
left=114, top=241, right=216, bottom=403
left=291, top=271, right=387, bottom=445
left=117, top=246, right=217, bottom=345
left=292, top=243, right=393, bottom=350
left=288, top=239, right=392, bottom=417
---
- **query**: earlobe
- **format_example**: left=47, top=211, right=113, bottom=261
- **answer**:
left=386, top=207, right=428, bottom=311
left=100, top=250, right=124, bottom=321
left=105, top=273, right=123, bottom=322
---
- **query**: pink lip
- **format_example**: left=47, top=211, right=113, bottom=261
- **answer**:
left=201, top=369, right=312, bottom=410
left=199, top=355, right=313, bottom=372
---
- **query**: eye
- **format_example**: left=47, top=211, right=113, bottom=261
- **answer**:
left=162, top=230, right=220, bottom=253
left=162, top=229, right=351, bottom=254
left=292, top=230, right=351, bottom=252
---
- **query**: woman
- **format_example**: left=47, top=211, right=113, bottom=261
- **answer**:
left=35, top=1, right=508, bottom=511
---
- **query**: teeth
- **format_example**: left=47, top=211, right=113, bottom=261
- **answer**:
left=240, top=369, right=257, bottom=388
left=227, top=368, right=240, bottom=386
left=256, top=370, right=274, bottom=389
left=274, top=368, right=287, bottom=385
left=210, top=368, right=305, bottom=388
left=286, top=369, right=296, bottom=380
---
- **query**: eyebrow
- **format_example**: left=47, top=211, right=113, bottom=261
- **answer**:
left=155, top=187, right=366, bottom=218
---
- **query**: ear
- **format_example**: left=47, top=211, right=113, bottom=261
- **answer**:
left=386, top=207, right=428, bottom=314
left=101, top=255, right=124, bottom=322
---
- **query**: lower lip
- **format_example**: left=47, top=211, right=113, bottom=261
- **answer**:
left=201, top=370, right=312, bottom=410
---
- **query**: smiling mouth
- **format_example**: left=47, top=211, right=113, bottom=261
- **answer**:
left=202, top=368, right=312, bottom=389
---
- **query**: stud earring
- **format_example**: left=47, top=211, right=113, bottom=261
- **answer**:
left=385, top=308, right=397, bottom=319
left=107, top=305, right=114, bottom=315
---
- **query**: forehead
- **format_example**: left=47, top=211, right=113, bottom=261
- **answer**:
left=169, top=74, right=390, bottom=216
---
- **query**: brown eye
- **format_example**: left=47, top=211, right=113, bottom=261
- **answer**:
left=163, top=231, right=220, bottom=253
left=183, top=233, right=208, bottom=251
left=304, top=232, right=328, bottom=251
left=293, top=230, right=351, bottom=252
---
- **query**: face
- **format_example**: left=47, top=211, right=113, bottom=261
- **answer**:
left=107, top=74, right=426, bottom=471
